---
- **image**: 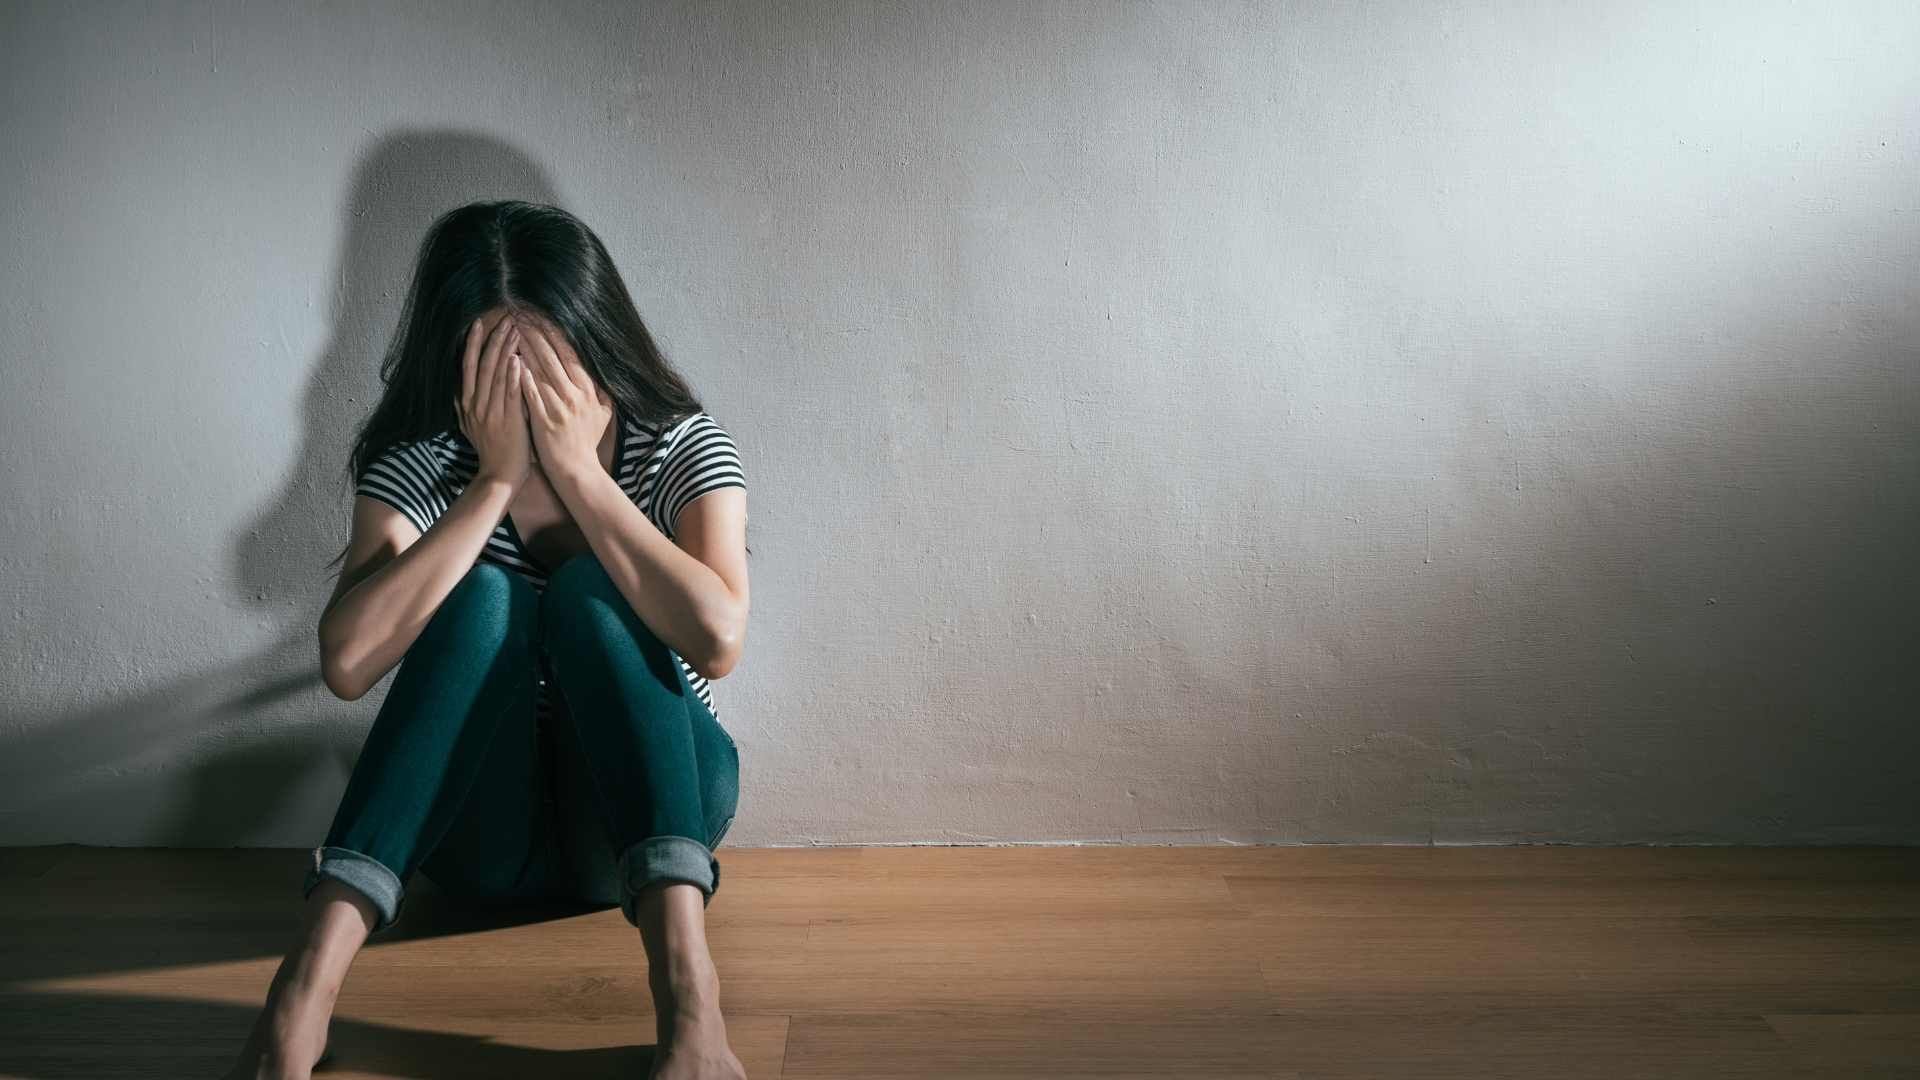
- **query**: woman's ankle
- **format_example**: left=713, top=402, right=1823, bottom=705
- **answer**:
left=650, top=955, right=720, bottom=1010
left=286, top=881, right=375, bottom=995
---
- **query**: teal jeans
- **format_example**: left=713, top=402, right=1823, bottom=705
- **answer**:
left=302, top=552, right=740, bottom=932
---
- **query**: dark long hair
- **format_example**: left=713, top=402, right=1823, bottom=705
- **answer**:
left=327, top=200, right=710, bottom=571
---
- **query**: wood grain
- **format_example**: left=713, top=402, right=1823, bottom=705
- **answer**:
left=1, top=844, right=1914, bottom=1077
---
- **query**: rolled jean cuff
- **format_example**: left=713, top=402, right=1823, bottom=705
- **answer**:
left=303, top=844, right=405, bottom=931
left=616, top=834, right=720, bottom=925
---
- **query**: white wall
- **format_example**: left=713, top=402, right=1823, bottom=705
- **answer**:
left=2, top=0, right=1915, bottom=848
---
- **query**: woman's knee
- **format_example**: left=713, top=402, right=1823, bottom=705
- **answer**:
left=420, top=561, right=539, bottom=650
left=542, top=552, right=667, bottom=652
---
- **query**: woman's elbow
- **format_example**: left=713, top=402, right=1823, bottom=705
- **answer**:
left=693, top=613, right=747, bottom=681
left=322, top=662, right=371, bottom=701
left=693, top=641, right=741, bottom=682
left=319, top=650, right=371, bottom=701
left=317, top=623, right=372, bottom=701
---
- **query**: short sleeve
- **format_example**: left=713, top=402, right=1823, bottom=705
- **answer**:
left=355, top=438, right=443, bottom=536
left=655, top=413, right=746, bottom=537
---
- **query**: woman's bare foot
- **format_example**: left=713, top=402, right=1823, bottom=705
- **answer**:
left=221, top=963, right=336, bottom=1080
left=223, top=879, right=375, bottom=1079
left=647, top=956, right=746, bottom=1080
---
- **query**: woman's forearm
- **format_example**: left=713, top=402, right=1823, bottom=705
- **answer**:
left=319, top=474, right=519, bottom=700
left=549, top=464, right=738, bottom=678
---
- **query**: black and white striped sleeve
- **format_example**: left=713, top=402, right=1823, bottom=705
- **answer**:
left=656, top=413, right=746, bottom=537
left=355, top=439, right=441, bottom=536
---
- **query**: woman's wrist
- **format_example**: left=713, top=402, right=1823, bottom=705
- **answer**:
left=466, top=470, right=523, bottom=510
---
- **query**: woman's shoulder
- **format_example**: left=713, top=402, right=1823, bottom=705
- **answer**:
left=653, top=410, right=746, bottom=510
left=359, top=430, right=470, bottom=490
left=355, top=430, right=464, bottom=530
left=369, top=426, right=461, bottom=455
left=632, top=409, right=736, bottom=453
left=669, top=409, right=739, bottom=442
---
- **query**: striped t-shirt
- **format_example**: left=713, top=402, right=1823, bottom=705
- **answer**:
left=355, top=409, right=746, bottom=722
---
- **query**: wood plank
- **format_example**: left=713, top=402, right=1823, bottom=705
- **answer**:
left=0, top=842, right=75, bottom=880
left=793, top=912, right=1271, bottom=1015
left=1226, top=874, right=1920, bottom=918
left=0, top=845, right=1913, bottom=1079
left=1766, top=1013, right=1920, bottom=1077
left=1250, top=912, right=1920, bottom=1017
left=778, top=1007, right=1801, bottom=1079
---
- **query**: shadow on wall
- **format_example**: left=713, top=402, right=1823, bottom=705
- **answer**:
left=0, top=129, right=568, bottom=847
left=0, top=129, right=629, bottom=1074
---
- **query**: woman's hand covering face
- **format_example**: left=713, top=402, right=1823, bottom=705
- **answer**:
left=516, top=315, right=614, bottom=481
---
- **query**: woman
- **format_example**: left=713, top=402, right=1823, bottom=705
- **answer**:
left=226, top=200, right=751, bottom=1080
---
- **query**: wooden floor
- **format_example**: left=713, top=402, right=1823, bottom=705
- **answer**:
left=0, top=845, right=1916, bottom=1078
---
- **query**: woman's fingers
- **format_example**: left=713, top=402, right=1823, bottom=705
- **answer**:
left=522, top=323, right=581, bottom=401
left=522, top=358, right=552, bottom=428
left=473, top=322, right=497, bottom=419
left=461, top=317, right=485, bottom=416
left=558, top=341, right=596, bottom=399
left=476, top=316, right=517, bottom=420
left=492, top=329, right=519, bottom=421
left=472, top=317, right=499, bottom=418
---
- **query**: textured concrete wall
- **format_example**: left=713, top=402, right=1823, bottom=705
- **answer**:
left=2, top=1, right=1915, bottom=848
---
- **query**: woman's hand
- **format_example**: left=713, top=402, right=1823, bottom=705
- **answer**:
left=456, top=315, right=534, bottom=489
left=518, top=316, right=614, bottom=485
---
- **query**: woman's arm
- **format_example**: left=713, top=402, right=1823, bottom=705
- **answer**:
left=513, top=315, right=748, bottom=679
left=321, top=313, right=535, bottom=700
left=317, top=474, right=520, bottom=701
left=547, top=467, right=749, bottom=680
